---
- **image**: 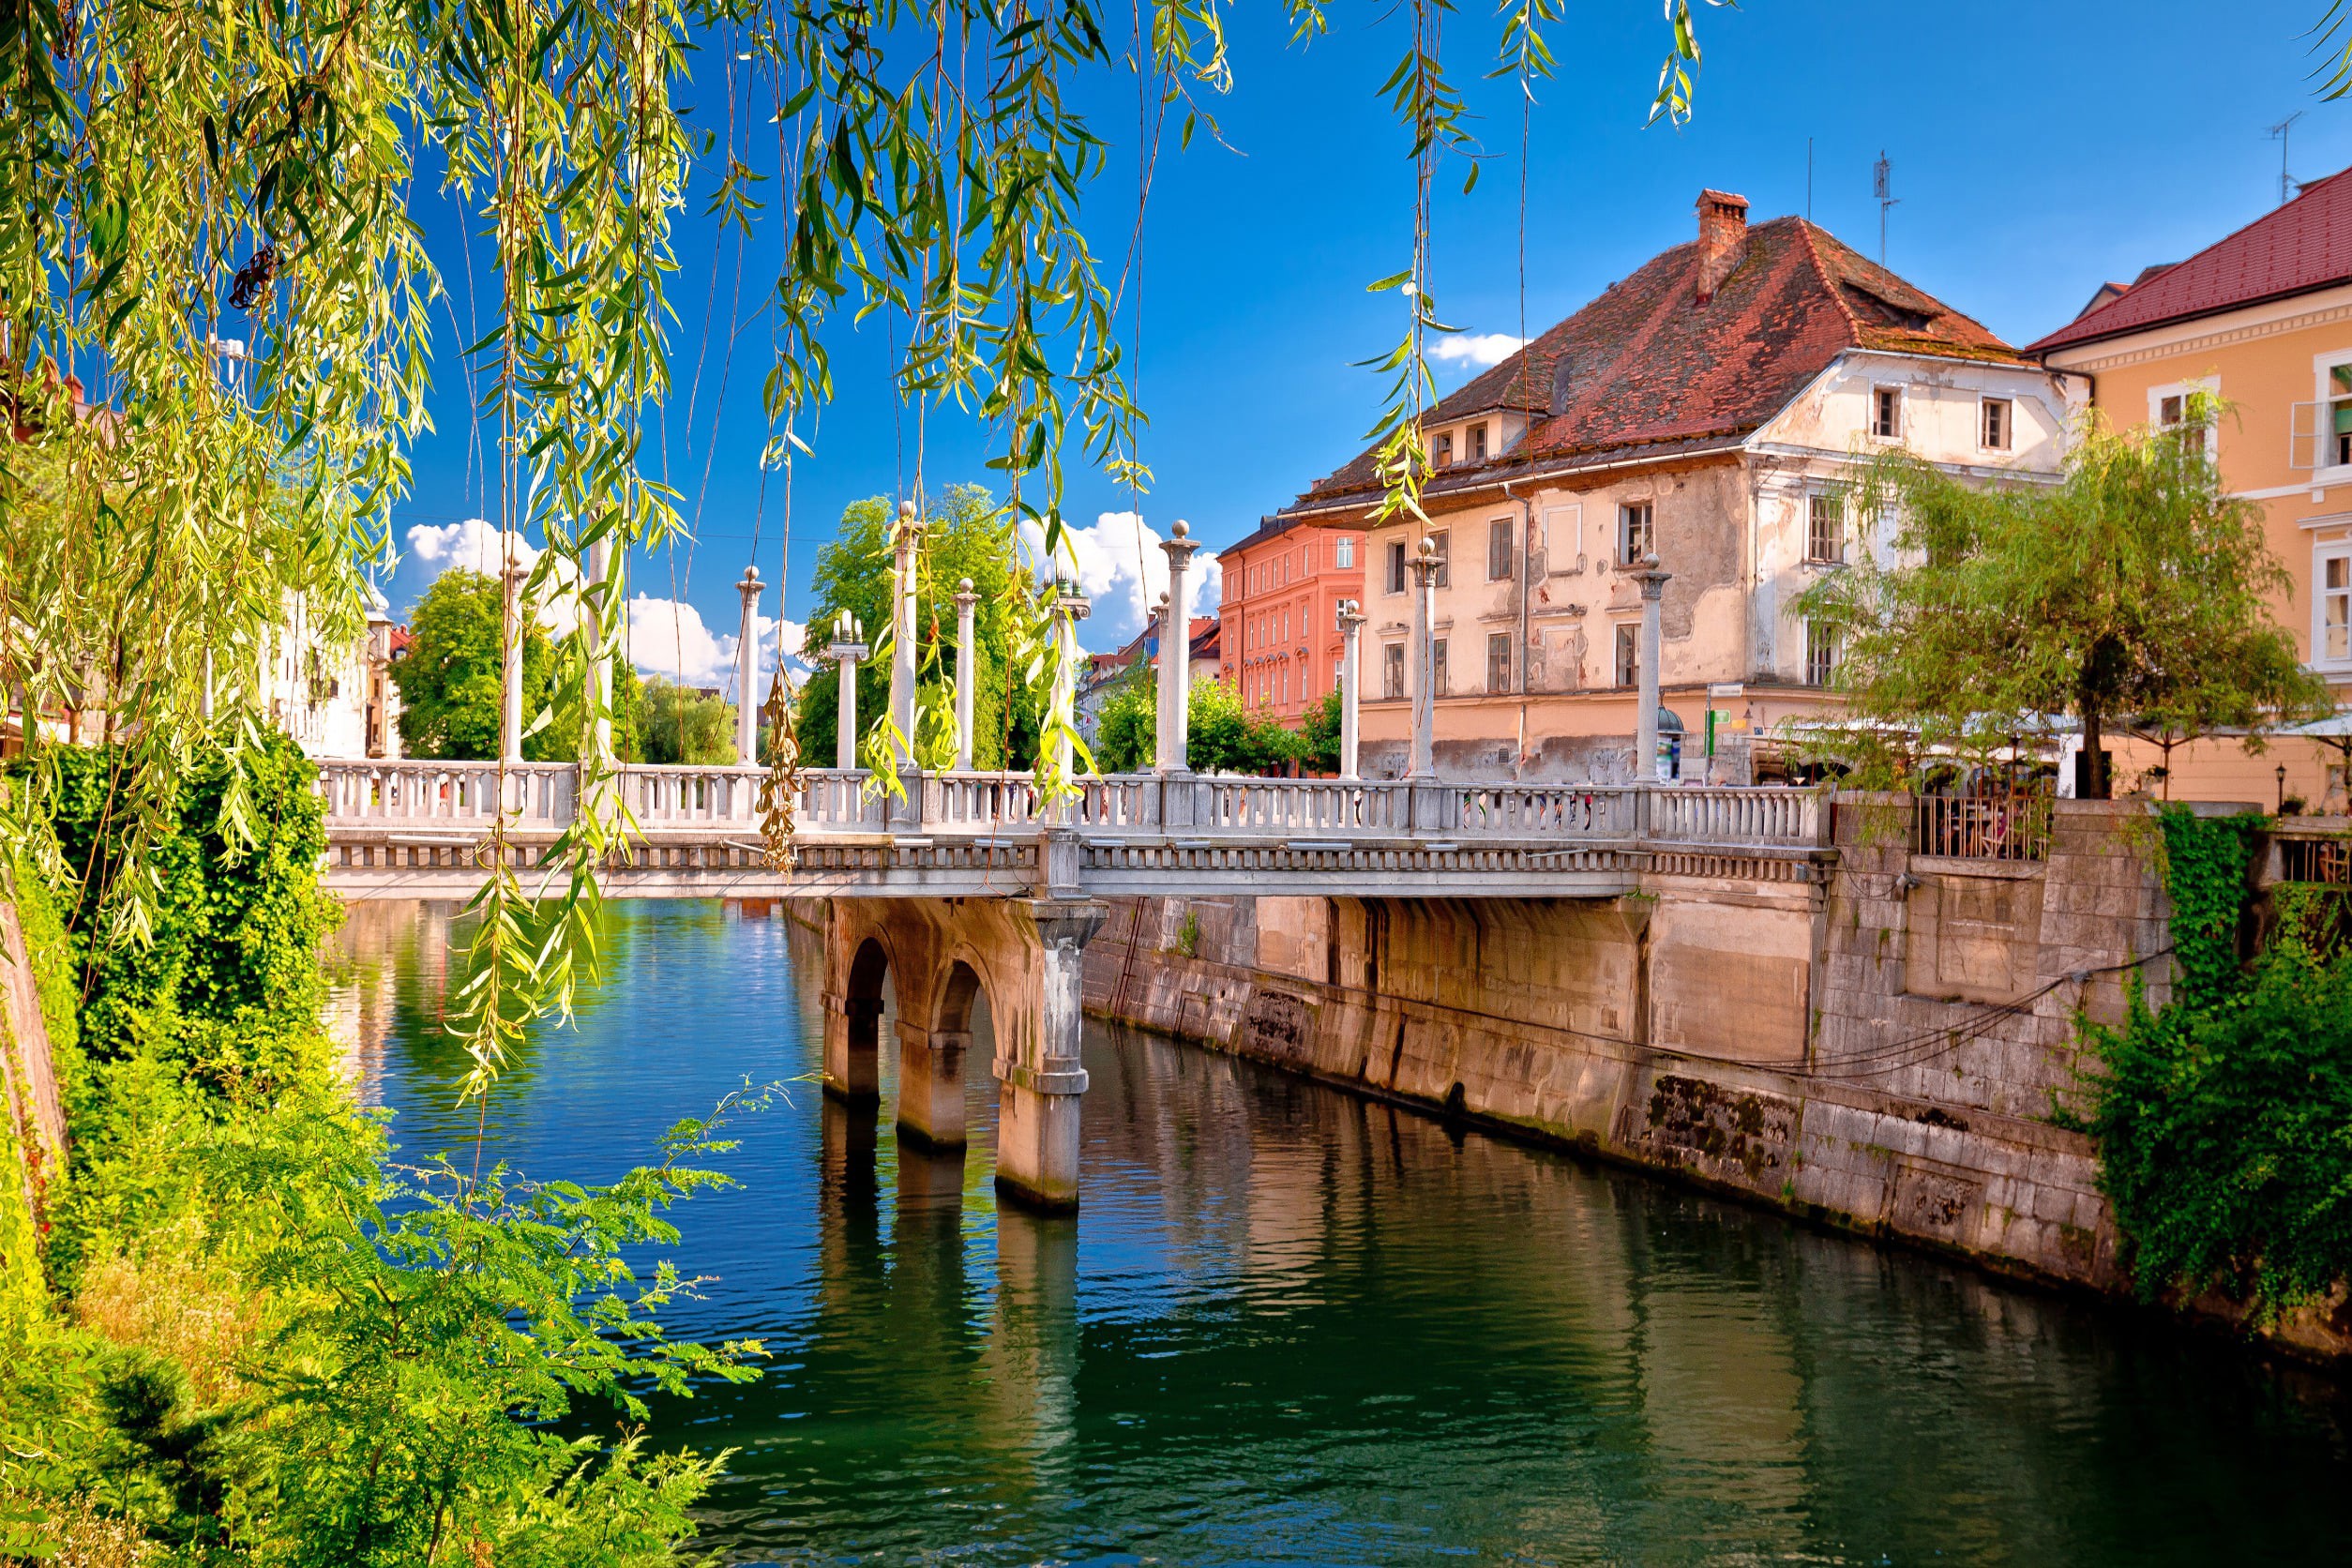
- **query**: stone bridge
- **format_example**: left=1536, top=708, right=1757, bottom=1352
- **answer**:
left=317, top=759, right=1832, bottom=1213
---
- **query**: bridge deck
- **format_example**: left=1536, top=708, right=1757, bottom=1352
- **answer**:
left=317, top=761, right=1832, bottom=901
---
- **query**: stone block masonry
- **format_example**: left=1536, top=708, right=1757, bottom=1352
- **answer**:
left=1078, top=799, right=2343, bottom=1360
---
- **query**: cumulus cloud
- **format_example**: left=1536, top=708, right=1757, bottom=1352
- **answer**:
left=625, top=595, right=809, bottom=701
left=1017, top=510, right=1223, bottom=652
left=406, top=516, right=538, bottom=577
left=1430, top=332, right=1530, bottom=369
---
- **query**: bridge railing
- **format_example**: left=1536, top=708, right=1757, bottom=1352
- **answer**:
left=318, top=761, right=1828, bottom=852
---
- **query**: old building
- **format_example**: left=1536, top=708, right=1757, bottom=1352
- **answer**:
left=260, top=582, right=404, bottom=760
left=2029, top=168, right=2352, bottom=809
left=1217, top=515, right=1365, bottom=724
left=1274, top=189, right=2072, bottom=781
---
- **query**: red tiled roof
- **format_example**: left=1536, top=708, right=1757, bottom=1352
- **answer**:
left=1291, top=211, right=2016, bottom=510
left=2028, top=168, right=2352, bottom=354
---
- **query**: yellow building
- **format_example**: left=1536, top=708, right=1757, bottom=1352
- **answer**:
left=2030, top=172, right=2352, bottom=810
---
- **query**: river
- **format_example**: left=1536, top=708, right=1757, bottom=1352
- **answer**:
left=330, top=899, right=2352, bottom=1566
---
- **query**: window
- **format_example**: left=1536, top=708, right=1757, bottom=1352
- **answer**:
left=1470, top=422, right=1488, bottom=462
left=1806, top=493, right=1843, bottom=565
left=1487, top=518, right=1514, bottom=581
left=1427, top=530, right=1450, bottom=588
left=1304, top=543, right=1315, bottom=573
left=1618, top=502, right=1653, bottom=566
left=1434, top=430, right=1455, bottom=468
left=1387, top=539, right=1408, bottom=596
left=1279, top=665, right=1289, bottom=706
left=1280, top=609, right=1289, bottom=643
left=1486, top=632, right=1512, bottom=692
left=1614, top=625, right=1639, bottom=687
left=1543, top=504, right=1582, bottom=567
left=1335, top=535, right=1356, bottom=569
left=1981, top=397, right=2011, bottom=451
left=2153, top=382, right=2213, bottom=460
left=2321, top=547, right=2351, bottom=666
left=1383, top=642, right=1406, bottom=699
left=1432, top=638, right=1449, bottom=696
left=1804, top=621, right=1838, bottom=687
left=1872, top=386, right=1902, bottom=439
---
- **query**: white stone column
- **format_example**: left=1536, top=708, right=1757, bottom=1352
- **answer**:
left=1157, top=520, right=1198, bottom=773
left=1337, top=598, right=1365, bottom=781
left=953, top=578, right=979, bottom=771
left=1407, top=538, right=1440, bottom=779
left=1047, top=572, right=1091, bottom=789
left=826, top=611, right=869, bottom=772
left=733, top=565, right=762, bottom=766
left=1147, top=595, right=1170, bottom=768
left=499, top=556, right=527, bottom=764
left=1632, top=553, right=1673, bottom=783
left=887, top=500, right=923, bottom=769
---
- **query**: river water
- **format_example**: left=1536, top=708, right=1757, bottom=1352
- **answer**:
left=330, top=900, right=2352, bottom=1567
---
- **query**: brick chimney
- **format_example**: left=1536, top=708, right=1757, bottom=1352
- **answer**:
left=1695, top=188, right=1750, bottom=304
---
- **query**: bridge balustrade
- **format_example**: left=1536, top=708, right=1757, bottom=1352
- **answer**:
left=1646, top=785, right=1821, bottom=846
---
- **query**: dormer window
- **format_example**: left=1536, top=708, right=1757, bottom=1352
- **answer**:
left=1470, top=422, right=1488, bottom=462
left=1433, top=431, right=1454, bottom=468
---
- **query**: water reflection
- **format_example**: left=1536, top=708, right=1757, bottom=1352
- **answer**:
left=334, top=901, right=2352, bottom=1566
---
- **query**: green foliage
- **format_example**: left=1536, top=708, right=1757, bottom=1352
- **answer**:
left=390, top=570, right=647, bottom=762
left=799, top=488, right=1040, bottom=771
left=1793, top=416, right=2331, bottom=796
left=640, top=675, right=737, bottom=766
left=2084, top=807, right=2352, bottom=1319
left=1299, top=688, right=1344, bottom=776
left=1188, top=682, right=1302, bottom=776
left=1093, top=662, right=1158, bottom=774
left=1, top=741, right=753, bottom=1560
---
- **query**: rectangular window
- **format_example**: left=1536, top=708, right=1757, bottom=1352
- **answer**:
left=1432, top=638, right=1449, bottom=696
left=1806, top=493, right=1843, bottom=565
left=1434, top=431, right=1454, bottom=469
left=2322, top=549, right=2351, bottom=664
left=1427, top=531, right=1450, bottom=589
left=2156, top=387, right=2212, bottom=460
left=1618, top=502, right=1653, bottom=566
left=1336, top=535, right=1356, bottom=569
left=1487, top=518, right=1514, bottom=581
left=1279, top=665, right=1289, bottom=706
left=1872, top=386, right=1902, bottom=439
left=1383, top=642, right=1405, bottom=699
left=1804, top=622, right=1837, bottom=686
left=2332, top=365, right=2352, bottom=467
left=1543, top=504, right=1582, bottom=567
left=1486, top=631, right=1512, bottom=693
left=1304, top=543, right=1315, bottom=574
left=1470, top=423, right=1488, bottom=462
left=1981, top=397, right=2011, bottom=451
left=1387, top=539, right=1408, bottom=595
left=1614, top=625, right=1639, bottom=687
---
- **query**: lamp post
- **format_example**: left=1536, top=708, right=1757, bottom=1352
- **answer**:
left=1407, top=537, right=1440, bottom=779
left=1630, top=552, right=1673, bottom=783
left=499, top=555, right=527, bottom=765
left=2278, top=762, right=2289, bottom=814
left=1149, top=593, right=1172, bottom=770
left=886, top=500, right=924, bottom=770
left=733, top=565, right=762, bottom=766
left=826, top=611, right=869, bottom=772
left=953, top=577, right=978, bottom=771
left=1047, top=571, right=1091, bottom=801
left=1336, top=597, right=1365, bottom=781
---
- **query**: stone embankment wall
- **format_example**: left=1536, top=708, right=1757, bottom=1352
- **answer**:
left=1081, top=798, right=2344, bottom=1358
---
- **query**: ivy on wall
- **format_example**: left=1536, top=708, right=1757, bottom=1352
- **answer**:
left=2086, top=807, right=2352, bottom=1319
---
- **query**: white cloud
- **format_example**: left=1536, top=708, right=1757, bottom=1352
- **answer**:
left=405, top=516, right=538, bottom=576
left=625, top=595, right=809, bottom=701
left=1430, top=332, right=1529, bottom=369
left=1018, top=510, right=1223, bottom=652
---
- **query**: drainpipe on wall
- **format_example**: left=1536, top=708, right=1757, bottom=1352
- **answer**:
left=1504, top=477, right=1535, bottom=779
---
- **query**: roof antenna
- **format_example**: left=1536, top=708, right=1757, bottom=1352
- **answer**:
left=2269, top=111, right=2304, bottom=205
left=1872, top=150, right=1898, bottom=266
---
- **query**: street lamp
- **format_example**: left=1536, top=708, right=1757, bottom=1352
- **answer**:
left=2277, top=762, right=2289, bottom=814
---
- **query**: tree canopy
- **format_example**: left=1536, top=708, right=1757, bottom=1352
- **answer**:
left=388, top=570, right=645, bottom=762
left=1792, top=415, right=2330, bottom=798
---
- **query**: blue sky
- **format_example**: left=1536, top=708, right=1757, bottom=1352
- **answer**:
left=384, top=0, right=2352, bottom=689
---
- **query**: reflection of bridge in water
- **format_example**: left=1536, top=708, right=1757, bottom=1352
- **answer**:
left=317, top=759, right=1832, bottom=1213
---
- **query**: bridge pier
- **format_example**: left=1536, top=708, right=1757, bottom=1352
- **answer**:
left=897, top=1023, right=970, bottom=1149
left=990, top=898, right=1104, bottom=1214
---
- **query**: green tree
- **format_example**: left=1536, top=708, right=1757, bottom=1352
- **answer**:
left=1188, top=681, right=1301, bottom=776
left=641, top=676, right=737, bottom=765
left=389, top=570, right=645, bottom=762
left=798, top=486, right=1041, bottom=771
left=1793, top=414, right=2330, bottom=798
left=1093, top=661, right=1157, bottom=773
left=1299, top=688, right=1344, bottom=776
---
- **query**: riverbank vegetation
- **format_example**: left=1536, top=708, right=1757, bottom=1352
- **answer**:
left=1, top=737, right=756, bottom=1561
left=2083, top=807, right=2352, bottom=1320
left=1093, top=676, right=1340, bottom=776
